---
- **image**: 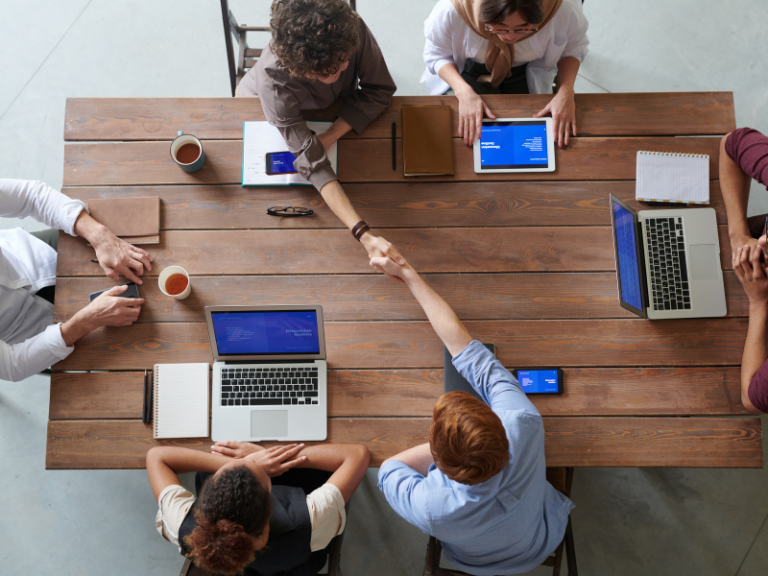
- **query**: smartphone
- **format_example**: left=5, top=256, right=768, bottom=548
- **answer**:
left=511, top=368, right=564, bottom=395
left=89, top=282, right=140, bottom=302
left=265, top=151, right=298, bottom=175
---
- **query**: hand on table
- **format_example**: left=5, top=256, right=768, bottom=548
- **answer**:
left=91, top=229, right=153, bottom=284
left=211, top=441, right=307, bottom=477
left=733, top=244, right=768, bottom=305
left=61, top=285, right=144, bottom=346
left=456, top=88, right=496, bottom=146
left=534, top=88, right=576, bottom=147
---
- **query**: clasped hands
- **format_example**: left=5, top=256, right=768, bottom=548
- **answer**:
left=212, top=440, right=308, bottom=477
left=733, top=244, right=768, bottom=305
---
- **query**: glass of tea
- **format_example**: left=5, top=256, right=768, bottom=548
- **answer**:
left=158, top=266, right=191, bottom=300
left=170, top=131, right=206, bottom=173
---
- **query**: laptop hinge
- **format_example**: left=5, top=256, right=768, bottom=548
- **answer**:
left=223, top=359, right=317, bottom=365
left=637, top=220, right=651, bottom=311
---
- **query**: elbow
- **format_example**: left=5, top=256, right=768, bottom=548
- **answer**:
left=741, top=390, right=764, bottom=415
left=352, top=444, right=371, bottom=469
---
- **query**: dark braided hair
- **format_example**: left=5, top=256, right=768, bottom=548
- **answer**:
left=184, top=467, right=272, bottom=575
left=481, top=0, right=545, bottom=25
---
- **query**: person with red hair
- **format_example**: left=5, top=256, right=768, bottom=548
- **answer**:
left=372, top=250, right=573, bottom=575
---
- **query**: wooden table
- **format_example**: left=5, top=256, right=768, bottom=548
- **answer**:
left=48, top=93, right=763, bottom=470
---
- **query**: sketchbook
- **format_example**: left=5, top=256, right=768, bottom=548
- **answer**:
left=152, top=363, right=210, bottom=439
left=635, top=150, right=710, bottom=205
left=242, top=121, right=338, bottom=186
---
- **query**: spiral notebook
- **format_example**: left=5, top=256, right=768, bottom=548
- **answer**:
left=152, top=363, right=210, bottom=439
left=635, top=151, right=710, bottom=205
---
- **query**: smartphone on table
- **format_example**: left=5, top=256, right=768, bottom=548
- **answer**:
left=265, top=151, right=298, bottom=175
left=89, top=282, right=140, bottom=302
left=512, top=368, right=564, bottom=395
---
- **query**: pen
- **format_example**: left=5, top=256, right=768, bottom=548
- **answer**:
left=147, top=372, right=154, bottom=425
left=142, top=370, right=149, bottom=424
left=90, top=259, right=99, bottom=263
left=391, top=122, right=396, bottom=171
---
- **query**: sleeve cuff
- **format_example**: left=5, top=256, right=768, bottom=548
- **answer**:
left=308, top=165, right=339, bottom=191
left=62, top=201, right=88, bottom=237
left=337, top=102, right=372, bottom=135
left=45, top=323, right=75, bottom=359
left=433, top=58, right=454, bottom=75
left=450, top=339, right=485, bottom=367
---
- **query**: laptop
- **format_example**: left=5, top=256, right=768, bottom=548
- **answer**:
left=205, top=305, right=327, bottom=442
left=609, top=194, right=726, bottom=319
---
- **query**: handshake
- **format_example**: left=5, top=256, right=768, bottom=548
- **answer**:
left=363, top=237, right=416, bottom=285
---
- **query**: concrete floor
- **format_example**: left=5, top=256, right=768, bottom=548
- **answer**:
left=1, top=0, right=767, bottom=574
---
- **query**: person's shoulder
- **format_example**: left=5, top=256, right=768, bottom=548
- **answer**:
left=427, top=0, right=460, bottom=27
left=551, top=0, right=588, bottom=26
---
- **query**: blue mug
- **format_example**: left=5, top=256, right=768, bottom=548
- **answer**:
left=170, top=130, right=206, bottom=172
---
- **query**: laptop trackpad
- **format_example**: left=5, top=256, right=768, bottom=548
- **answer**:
left=689, top=244, right=718, bottom=281
left=251, top=411, right=288, bottom=438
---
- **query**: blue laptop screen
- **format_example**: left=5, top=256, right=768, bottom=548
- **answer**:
left=612, top=200, right=644, bottom=311
left=479, top=121, right=548, bottom=169
left=211, top=310, right=320, bottom=355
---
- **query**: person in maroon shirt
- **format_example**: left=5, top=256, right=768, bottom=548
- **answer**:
left=721, top=127, right=768, bottom=414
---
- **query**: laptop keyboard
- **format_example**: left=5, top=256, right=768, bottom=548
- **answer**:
left=220, top=366, right=320, bottom=407
left=645, top=217, right=691, bottom=311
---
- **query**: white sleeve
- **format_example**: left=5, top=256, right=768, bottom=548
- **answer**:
left=0, top=179, right=87, bottom=236
left=560, top=0, right=590, bottom=62
left=0, top=324, right=75, bottom=382
left=155, top=485, right=196, bottom=552
left=306, top=483, right=347, bottom=552
left=423, top=2, right=458, bottom=76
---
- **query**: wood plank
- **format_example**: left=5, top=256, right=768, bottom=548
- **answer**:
left=45, top=416, right=762, bottom=469
left=48, top=367, right=750, bottom=420
left=52, top=318, right=749, bottom=371
left=63, top=93, right=735, bottom=141
left=62, top=137, right=722, bottom=187
left=55, top=227, right=617, bottom=277
left=52, top=271, right=749, bottom=324
left=61, top=180, right=728, bottom=229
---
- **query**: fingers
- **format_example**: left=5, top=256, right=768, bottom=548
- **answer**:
left=102, top=265, right=120, bottom=283
left=563, top=120, right=570, bottom=147
left=117, top=263, right=142, bottom=285
left=533, top=105, right=550, bottom=119
left=211, top=445, right=236, bottom=457
left=465, top=115, right=475, bottom=146
left=103, top=285, right=129, bottom=297
left=131, top=249, right=153, bottom=273
left=475, top=108, right=483, bottom=143
left=280, top=455, right=308, bottom=471
left=385, top=244, right=405, bottom=266
left=483, top=102, right=496, bottom=120
left=553, top=115, right=562, bottom=148
left=750, top=244, right=765, bottom=279
left=274, top=443, right=305, bottom=461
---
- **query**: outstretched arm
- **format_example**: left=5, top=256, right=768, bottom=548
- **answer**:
left=720, top=133, right=757, bottom=252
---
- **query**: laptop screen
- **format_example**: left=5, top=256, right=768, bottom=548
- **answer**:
left=612, top=198, right=644, bottom=311
left=211, top=310, right=320, bottom=355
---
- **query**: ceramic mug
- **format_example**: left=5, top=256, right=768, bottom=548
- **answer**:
left=170, top=130, right=206, bottom=172
left=158, top=265, right=192, bottom=300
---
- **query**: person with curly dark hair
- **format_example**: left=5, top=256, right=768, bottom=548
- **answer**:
left=238, top=0, right=402, bottom=267
left=148, top=441, right=370, bottom=575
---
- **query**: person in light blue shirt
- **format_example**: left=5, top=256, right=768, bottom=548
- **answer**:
left=369, top=249, right=574, bottom=575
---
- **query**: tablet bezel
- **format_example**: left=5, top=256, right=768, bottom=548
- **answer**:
left=472, top=117, right=556, bottom=173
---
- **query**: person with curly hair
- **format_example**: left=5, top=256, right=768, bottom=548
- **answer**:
left=148, top=441, right=369, bottom=575
left=238, top=0, right=402, bottom=266
left=370, top=248, right=574, bottom=574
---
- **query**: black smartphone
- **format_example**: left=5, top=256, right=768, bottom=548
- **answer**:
left=265, top=151, right=298, bottom=175
left=89, top=282, right=140, bottom=302
left=511, top=368, right=564, bottom=395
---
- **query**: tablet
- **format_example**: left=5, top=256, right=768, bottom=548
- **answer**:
left=473, top=118, right=555, bottom=173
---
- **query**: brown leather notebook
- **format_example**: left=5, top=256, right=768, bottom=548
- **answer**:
left=401, top=105, right=454, bottom=177
left=87, top=197, right=160, bottom=244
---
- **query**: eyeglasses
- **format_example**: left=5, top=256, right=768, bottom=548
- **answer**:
left=484, top=24, right=538, bottom=37
left=267, top=206, right=314, bottom=217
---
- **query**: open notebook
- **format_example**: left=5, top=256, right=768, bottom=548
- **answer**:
left=635, top=151, right=710, bottom=205
left=152, top=363, right=210, bottom=439
left=242, top=121, right=338, bottom=186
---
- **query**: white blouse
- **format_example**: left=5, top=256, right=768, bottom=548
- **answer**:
left=422, top=0, right=589, bottom=95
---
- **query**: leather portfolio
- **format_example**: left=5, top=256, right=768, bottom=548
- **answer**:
left=401, top=105, right=454, bottom=177
left=87, top=196, right=160, bottom=244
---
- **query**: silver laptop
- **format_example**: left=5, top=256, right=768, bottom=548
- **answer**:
left=609, top=194, right=726, bottom=319
left=205, top=305, right=327, bottom=441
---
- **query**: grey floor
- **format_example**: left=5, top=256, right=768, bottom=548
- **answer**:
left=1, top=1, right=767, bottom=574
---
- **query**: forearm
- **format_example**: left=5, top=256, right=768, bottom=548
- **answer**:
left=147, top=447, right=231, bottom=500
left=60, top=308, right=96, bottom=347
left=295, top=444, right=370, bottom=502
left=382, top=443, right=433, bottom=476
left=720, top=134, right=753, bottom=243
left=556, top=57, right=580, bottom=93
left=438, top=63, right=474, bottom=97
left=318, top=118, right=353, bottom=149
left=403, top=269, right=472, bottom=356
left=319, top=180, right=365, bottom=230
left=73, top=211, right=112, bottom=246
left=741, top=303, right=768, bottom=413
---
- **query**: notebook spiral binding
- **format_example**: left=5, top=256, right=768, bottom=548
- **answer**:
left=152, top=365, right=159, bottom=438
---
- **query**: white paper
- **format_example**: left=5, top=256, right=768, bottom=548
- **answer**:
left=242, top=121, right=338, bottom=186
left=154, top=363, right=210, bottom=439
left=635, top=151, right=710, bottom=204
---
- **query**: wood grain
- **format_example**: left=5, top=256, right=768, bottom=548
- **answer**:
left=45, top=416, right=762, bottom=469
left=52, top=318, right=749, bottom=371
left=55, top=227, right=617, bottom=276
left=48, top=367, right=750, bottom=420
left=63, top=93, right=735, bottom=141
left=62, top=137, right=722, bottom=187
left=61, top=180, right=728, bottom=230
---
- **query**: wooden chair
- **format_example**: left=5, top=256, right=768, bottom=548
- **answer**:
left=221, top=0, right=357, bottom=97
left=423, top=468, right=577, bottom=576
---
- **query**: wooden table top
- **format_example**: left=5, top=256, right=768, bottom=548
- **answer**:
left=48, top=93, right=763, bottom=470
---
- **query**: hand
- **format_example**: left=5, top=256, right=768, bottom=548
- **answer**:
left=81, top=285, right=144, bottom=329
left=360, top=233, right=405, bottom=267
left=731, top=235, right=762, bottom=263
left=245, top=444, right=308, bottom=477
left=534, top=88, right=576, bottom=147
left=370, top=254, right=415, bottom=284
left=91, top=228, right=153, bottom=285
left=456, top=88, right=496, bottom=146
left=211, top=440, right=265, bottom=458
left=733, top=245, right=768, bottom=305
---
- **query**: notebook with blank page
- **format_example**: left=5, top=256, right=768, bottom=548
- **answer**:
left=635, top=151, right=710, bottom=205
left=152, top=363, right=210, bottom=439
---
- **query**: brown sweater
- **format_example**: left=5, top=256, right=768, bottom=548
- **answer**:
left=237, top=19, right=396, bottom=191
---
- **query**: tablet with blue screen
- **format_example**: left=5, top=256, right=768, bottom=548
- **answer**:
left=473, top=118, right=556, bottom=173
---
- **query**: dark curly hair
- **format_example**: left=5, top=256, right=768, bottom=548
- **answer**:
left=184, top=467, right=272, bottom=575
left=270, top=0, right=360, bottom=78
left=481, top=0, right=544, bottom=25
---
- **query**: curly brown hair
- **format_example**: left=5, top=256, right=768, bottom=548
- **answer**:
left=184, top=467, right=272, bottom=575
left=270, top=0, right=361, bottom=78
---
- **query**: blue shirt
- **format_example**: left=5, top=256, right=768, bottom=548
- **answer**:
left=377, top=340, right=574, bottom=575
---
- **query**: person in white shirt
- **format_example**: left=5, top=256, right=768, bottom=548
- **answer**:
left=0, top=179, right=152, bottom=382
left=147, top=441, right=370, bottom=575
left=422, top=0, right=589, bottom=147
